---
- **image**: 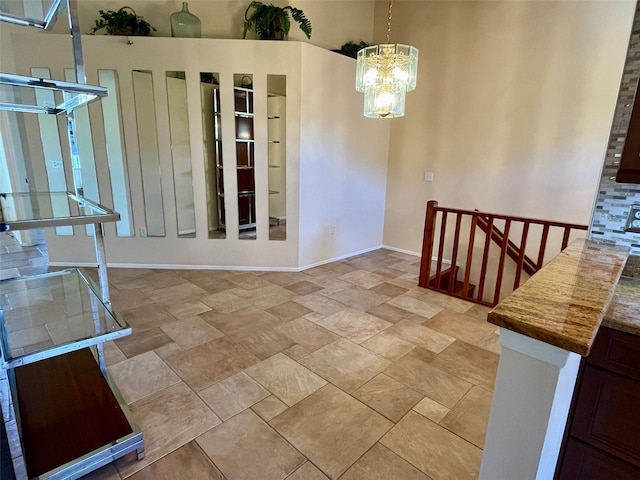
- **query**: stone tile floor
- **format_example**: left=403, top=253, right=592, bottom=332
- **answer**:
left=0, top=232, right=499, bottom=480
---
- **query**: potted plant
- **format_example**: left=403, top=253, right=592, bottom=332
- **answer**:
left=89, top=7, right=156, bottom=36
left=332, top=41, right=371, bottom=59
left=242, top=1, right=311, bottom=40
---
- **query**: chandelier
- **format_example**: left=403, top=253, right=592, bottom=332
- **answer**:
left=355, top=0, right=418, bottom=118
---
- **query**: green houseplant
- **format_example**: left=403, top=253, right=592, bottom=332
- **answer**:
left=90, top=7, right=156, bottom=36
left=242, top=1, right=311, bottom=40
left=332, top=41, right=371, bottom=59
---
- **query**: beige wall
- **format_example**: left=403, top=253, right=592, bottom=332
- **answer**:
left=44, top=0, right=374, bottom=50
left=379, top=0, right=635, bottom=254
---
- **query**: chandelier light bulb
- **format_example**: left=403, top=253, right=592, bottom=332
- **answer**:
left=364, top=68, right=378, bottom=85
left=375, top=91, right=395, bottom=110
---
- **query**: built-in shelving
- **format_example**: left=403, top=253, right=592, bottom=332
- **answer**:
left=234, top=87, right=256, bottom=230
left=267, top=84, right=285, bottom=235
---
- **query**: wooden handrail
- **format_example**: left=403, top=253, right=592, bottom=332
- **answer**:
left=475, top=212, right=538, bottom=277
left=419, top=201, right=588, bottom=307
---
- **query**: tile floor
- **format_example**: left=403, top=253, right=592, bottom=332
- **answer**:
left=0, top=232, right=499, bottom=480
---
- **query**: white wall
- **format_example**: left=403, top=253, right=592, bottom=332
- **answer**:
left=298, top=44, right=390, bottom=267
left=46, top=0, right=375, bottom=51
left=379, top=0, right=635, bottom=254
left=3, top=32, right=389, bottom=269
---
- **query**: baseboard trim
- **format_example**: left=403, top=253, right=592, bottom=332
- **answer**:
left=297, top=245, right=382, bottom=271
left=48, top=247, right=455, bottom=272
left=48, top=246, right=386, bottom=272
left=49, top=261, right=302, bottom=272
left=381, top=245, right=421, bottom=257
left=381, top=245, right=453, bottom=267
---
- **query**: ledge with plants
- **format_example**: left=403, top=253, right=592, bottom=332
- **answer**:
left=242, top=1, right=311, bottom=40
left=89, top=7, right=156, bottom=36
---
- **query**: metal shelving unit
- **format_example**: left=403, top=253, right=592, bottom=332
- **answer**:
left=0, top=193, right=144, bottom=479
left=0, top=73, right=107, bottom=115
left=0, top=1, right=144, bottom=478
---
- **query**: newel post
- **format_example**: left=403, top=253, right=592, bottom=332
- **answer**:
left=418, top=200, right=438, bottom=288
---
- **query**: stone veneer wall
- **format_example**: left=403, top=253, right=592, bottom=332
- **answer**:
left=591, top=1, right=640, bottom=254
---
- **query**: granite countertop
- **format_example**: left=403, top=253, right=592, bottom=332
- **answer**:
left=488, top=238, right=629, bottom=356
left=603, top=268, right=640, bottom=336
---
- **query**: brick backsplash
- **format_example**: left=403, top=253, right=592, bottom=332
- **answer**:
left=590, top=2, right=640, bottom=254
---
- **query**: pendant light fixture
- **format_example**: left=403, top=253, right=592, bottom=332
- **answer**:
left=355, top=0, right=418, bottom=118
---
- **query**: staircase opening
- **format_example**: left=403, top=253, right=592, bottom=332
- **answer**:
left=419, top=201, right=588, bottom=307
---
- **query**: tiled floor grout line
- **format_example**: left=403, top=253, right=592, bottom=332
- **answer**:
left=1, top=232, right=497, bottom=480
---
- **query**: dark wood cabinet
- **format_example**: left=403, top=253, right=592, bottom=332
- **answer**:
left=617, top=83, right=640, bottom=183
left=556, top=327, right=640, bottom=479
left=558, top=438, right=640, bottom=480
left=571, top=366, right=640, bottom=466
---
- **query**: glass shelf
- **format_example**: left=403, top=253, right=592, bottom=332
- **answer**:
left=0, top=73, right=108, bottom=115
left=0, top=0, right=62, bottom=29
left=0, top=191, right=120, bottom=232
left=0, top=268, right=131, bottom=368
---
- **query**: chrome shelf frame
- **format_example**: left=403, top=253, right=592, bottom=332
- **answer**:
left=0, top=191, right=119, bottom=231
left=0, top=191, right=118, bottom=304
left=0, top=268, right=131, bottom=369
left=0, top=1, right=143, bottom=478
left=0, top=73, right=108, bottom=115
left=0, top=0, right=64, bottom=29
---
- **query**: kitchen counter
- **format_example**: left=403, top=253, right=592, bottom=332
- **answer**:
left=480, top=238, right=634, bottom=479
left=603, top=274, right=640, bottom=337
left=487, top=238, right=630, bottom=356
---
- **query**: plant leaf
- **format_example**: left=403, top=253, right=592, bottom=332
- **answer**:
left=286, top=6, right=312, bottom=39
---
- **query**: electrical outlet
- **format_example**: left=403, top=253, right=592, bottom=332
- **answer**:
left=51, top=160, right=63, bottom=169
left=140, top=227, right=147, bottom=237
left=625, top=205, right=640, bottom=232
left=331, top=224, right=337, bottom=235
left=424, top=171, right=434, bottom=182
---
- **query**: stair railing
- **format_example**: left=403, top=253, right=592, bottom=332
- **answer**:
left=419, top=200, right=588, bottom=307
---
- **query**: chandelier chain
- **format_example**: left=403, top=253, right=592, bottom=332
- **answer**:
left=386, top=0, right=393, bottom=44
